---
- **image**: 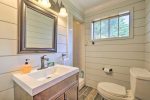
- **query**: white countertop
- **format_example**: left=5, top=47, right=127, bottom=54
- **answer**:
left=13, top=64, right=79, bottom=96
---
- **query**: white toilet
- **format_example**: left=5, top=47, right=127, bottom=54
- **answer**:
left=97, top=68, right=150, bottom=100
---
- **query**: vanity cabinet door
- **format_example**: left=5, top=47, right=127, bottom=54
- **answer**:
left=55, top=94, right=65, bottom=100
left=65, top=84, right=78, bottom=100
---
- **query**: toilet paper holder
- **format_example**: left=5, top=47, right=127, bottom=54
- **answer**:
left=102, top=68, right=113, bottom=72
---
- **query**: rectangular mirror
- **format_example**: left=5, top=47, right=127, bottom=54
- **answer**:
left=18, top=0, right=57, bottom=53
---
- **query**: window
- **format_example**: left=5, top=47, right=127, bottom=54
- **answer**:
left=92, top=12, right=130, bottom=40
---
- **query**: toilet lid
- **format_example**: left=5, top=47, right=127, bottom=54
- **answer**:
left=98, top=82, right=127, bottom=97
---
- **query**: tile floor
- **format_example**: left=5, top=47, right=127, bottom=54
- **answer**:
left=79, top=86, right=102, bottom=100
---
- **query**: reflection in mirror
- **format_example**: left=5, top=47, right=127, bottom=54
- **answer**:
left=26, top=7, right=54, bottom=48
left=18, top=0, right=57, bottom=53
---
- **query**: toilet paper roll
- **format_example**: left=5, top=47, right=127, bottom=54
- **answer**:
left=103, top=68, right=112, bottom=73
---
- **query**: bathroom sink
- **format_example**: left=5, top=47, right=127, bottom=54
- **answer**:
left=13, top=64, right=79, bottom=96
left=28, top=66, right=70, bottom=81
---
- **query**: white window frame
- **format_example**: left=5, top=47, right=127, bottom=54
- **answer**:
left=91, top=9, right=133, bottom=41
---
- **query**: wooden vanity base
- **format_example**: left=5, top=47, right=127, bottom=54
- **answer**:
left=14, top=73, right=79, bottom=100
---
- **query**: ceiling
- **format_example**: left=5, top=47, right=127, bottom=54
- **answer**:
left=69, top=0, right=110, bottom=10
left=68, top=0, right=127, bottom=12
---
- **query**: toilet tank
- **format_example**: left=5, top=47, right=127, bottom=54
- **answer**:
left=130, top=68, right=150, bottom=100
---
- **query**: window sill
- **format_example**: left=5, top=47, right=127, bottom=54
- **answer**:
left=91, top=36, right=133, bottom=42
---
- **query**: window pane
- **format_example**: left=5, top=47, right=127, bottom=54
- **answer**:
left=101, top=19, right=109, bottom=38
left=110, top=17, right=118, bottom=37
left=119, top=14, right=129, bottom=37
left=93, top=21, right=100, bottom=39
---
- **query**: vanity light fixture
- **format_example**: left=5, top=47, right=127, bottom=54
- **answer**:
left=59, top=2, right=68, bottom=17
left=38, top=0, right=51, bottom=8
left=36, top=0, right=68, bottom=17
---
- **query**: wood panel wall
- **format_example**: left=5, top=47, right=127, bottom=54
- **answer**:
left=84, top=0, right=145, bottom=89
left=0, top=0, right=68, bottom=100
left=145, top=0, right=150, bottom=71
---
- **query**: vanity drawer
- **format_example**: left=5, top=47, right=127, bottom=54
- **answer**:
left=33, top=73, right=79, bottom=100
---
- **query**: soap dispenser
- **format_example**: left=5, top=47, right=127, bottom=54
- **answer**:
left=21, top=59, right=32, bottom=74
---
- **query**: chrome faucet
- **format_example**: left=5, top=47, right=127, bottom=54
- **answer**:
left=39, top=55, right=49, bottom=70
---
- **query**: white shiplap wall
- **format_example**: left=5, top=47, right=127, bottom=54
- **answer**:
left=0, top=0, right=68, bottom=100
left=145, top=0, right=150, bottom=71
left=84, top=0, right=145, bottom=89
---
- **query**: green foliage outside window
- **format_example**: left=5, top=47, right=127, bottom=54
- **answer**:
left=92, top=13, right=130, bottom=40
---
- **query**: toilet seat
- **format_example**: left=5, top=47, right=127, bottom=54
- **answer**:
left=98, top=82, right=127, bottom=97
left=97, top=82, right=133, bottom=100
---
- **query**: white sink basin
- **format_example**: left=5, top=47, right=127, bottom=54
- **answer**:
left=28, top=66, right=70, bottom=81
left=13, top=64, right=79, bottom=96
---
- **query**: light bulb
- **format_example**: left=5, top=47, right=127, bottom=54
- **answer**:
left=59, top=7, right=68, bottom=17
left=38, top=0, right=51, bottom=8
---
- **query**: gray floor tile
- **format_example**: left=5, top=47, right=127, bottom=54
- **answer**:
left=94, top=93, right=102, bottom=100
left=79, top=86, right=88, bottom=96
left=83, top=87, right=93, bottom=96
left=79, top=95, right=86, bottom=100
left=79, top=86, right=102, bottom=100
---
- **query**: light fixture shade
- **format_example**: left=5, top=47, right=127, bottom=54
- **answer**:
left=38, top=0, right=51, bottom=8
left=59, top=7, right=68, bottom=17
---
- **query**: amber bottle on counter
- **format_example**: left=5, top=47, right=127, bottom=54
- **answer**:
left=21, top=59, right=32, bottom=74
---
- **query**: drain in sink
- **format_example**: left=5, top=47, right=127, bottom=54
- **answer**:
left=46, top=77, right=51, bottom=79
